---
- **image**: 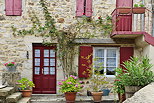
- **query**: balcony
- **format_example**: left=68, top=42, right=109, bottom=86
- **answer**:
left=111, top=8, right=153, bottom=39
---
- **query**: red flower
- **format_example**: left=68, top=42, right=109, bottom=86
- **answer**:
left=11, top=62, right=15, bottom=64
left=98, top=17, right=101, bottom=19
left=115, top=79, right=120, bottom=81
left=83, top=13, right=85, bottom=15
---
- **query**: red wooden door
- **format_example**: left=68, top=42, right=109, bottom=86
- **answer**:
left=116, top=0, right=133, bottom=31
left=33, top=44, right=56, bottom=94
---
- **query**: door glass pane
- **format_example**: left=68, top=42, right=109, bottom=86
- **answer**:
left=44, top=67, right=49, bottom=75
left=35, top=67, right=40, bottom=75
left=95, top=49, right=104, bottom=57
left=107, top=58, right=116, bottom=66
left=107, top=49, right=116, bottom=57
left=106, top=67, right=115, bottom=75
left=35, top=49, right=40, bottom=57
left=44, top=58, right=49, bottom=66
left=50, top=67, right=55, bottom=75
left=35, top=58, right=40, bottom=66
left=44, top=49, right=49, bottom=57
left=50, top=50, right=55, bottom=57
left=50, top=59, right=55, bottom=66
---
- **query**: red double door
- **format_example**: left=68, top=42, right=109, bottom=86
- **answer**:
left=33, top=44, right=56, bottom=94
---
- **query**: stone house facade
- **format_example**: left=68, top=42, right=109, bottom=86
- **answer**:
left=0, top=0, right=154, bottom=94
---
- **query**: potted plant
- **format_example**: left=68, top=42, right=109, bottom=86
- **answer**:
left=116, top=56, right=154, bottom=99
left=58, top=75, right=84, bottom=103
left=113, top=75, right=126, bottom=102
left=4, top=62, right=18, bottom=72
left=88, top=70, right=109, bottom=102
left=133, top=2, right=146, bottom=14
left=16, top=78, right=35, bottom=97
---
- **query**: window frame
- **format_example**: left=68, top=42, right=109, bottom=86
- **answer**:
left=93, top=47, right=119, bottom=77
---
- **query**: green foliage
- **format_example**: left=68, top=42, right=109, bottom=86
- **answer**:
left=113, top=75, right=125, bottom=94
left=116, top=56, right=154, bottom=87
left=58, top=75, right=84, bottom=93
left=16, top=78, right=35, bottom=90
left=134, top=1, right=145, bottom=7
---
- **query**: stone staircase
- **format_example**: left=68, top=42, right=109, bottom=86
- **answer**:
left=31, top=93, right=118, bottom=103
left=0, top=86, right=31, bottom=103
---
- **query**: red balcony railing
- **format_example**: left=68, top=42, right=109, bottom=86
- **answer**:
left=111, top=8, right=153, bottom=38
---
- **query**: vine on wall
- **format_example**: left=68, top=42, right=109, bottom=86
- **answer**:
left=12, top=0, right=112, bottom=77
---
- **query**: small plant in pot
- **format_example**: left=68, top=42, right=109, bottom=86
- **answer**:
left=133, top=2, right=146, bottom=14
left=58, top=75, right=84, bottom=103
left=90, top=70, right=109, bottom=102
left=16, top=78, right=35, bottom=97
left=116, top=56, right=154, bottom=99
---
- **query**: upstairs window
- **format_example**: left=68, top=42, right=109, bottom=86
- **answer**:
left=5, top=0, right=22, bottom=16
left=76, top=0, right=92, bottom=17
left=94, top=47, right=119, bottom=77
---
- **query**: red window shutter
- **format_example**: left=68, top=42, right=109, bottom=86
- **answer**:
left=14, top=0, right=22, bottom=16
left=120, top=47, right=134, bottom=69
left=85, top=0, right=92, bottom=17
left=78, top=46, right=93, bottom=78
left=116, top=0, right=133, bottom=7
left=76, top=0, right=84, bottom=16
left=5, top=0, right=14, bottom=15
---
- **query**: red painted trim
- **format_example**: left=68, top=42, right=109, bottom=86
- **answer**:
left=144, top=33, right=154, bottom=46
left=120, top=47, right=134, bottom=69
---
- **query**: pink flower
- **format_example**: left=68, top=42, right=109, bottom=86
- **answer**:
left=4, top=63, right=8, bottom=66
left=83, top=13, right=85, bottom=15
left=62, top=80, right=65, bottom=81
left=75, top=84, right=78, bottom=87
left=79, top=81, right=83, bottom=83
left=67, top=82, right=72, bottom=84
left=74, top=76, right=78, bottom=79
left=58, top=82, right=63, bottom=85
left=11, top=62, right=15, bottom=64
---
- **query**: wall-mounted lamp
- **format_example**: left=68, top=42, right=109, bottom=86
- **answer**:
left=26, top=51, right=29, bottom=59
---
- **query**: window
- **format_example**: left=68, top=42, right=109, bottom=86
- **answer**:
left=94, top=47, right=119, bottom=77
left=76, top=0, right=92, bottom=17
left=5, top=0, right=22, bottom=16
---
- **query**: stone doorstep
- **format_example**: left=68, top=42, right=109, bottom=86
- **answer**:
left=6, top=92, right=22, bottom=103
left=0, top=87, right=15, bottom=97
left=18, top=97, right=31, bottom=103
left=31, top=93, right=118, bottom=102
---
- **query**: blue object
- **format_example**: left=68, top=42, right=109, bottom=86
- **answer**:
left=102, top=89, right=110, bottom=96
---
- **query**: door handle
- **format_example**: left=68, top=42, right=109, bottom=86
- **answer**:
left=42, top=68, right=44, bottom=74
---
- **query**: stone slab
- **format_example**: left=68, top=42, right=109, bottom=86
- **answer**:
left=6, top=92, right=22, bottom=103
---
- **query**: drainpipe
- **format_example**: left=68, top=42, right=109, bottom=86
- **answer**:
left=152, top=0, right=154, bottom=36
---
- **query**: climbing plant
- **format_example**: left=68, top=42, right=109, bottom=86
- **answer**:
left=12, top=0, right=113, bottom=77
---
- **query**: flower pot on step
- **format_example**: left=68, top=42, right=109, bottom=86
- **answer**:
left=91, top=92, right=103, bottom=102
left=21, top=90, right=32, bottom=97
left=65, top=92, right=77, bottom=103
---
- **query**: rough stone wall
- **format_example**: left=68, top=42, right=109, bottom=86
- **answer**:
left=0, top=0, right=115, bottom=81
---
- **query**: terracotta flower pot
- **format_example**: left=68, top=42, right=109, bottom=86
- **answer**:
left=65, top=92, right=77, bottom=103
left=91, top=92, right=103, bottom=102
left=133, top=7, right=146, bottom=14
left=21, top=90, right=32, bottom=97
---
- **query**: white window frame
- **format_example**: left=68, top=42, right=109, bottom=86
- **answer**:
left=93, top=47, right=119, bottom=77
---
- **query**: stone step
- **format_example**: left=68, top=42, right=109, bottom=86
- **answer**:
left=31, top=93, right=118, bottom=103
left=0, top=87, right=15, bottom=97
left=18, top=97, right=31, bottom=103
left=6, top=92, right=22, bottom=103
